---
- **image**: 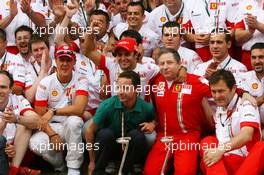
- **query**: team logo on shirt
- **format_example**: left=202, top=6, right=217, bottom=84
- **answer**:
left=160, top=16, right=166, bottom=23
left=6, top=1, right=10, bottom=6
left=51, top=90, right=58, bottom=97
left=173, top=84, right=182, bottom=93
left=177, top=16, right=183, bottom=24
left=252, top=83, right=258, bottom=90
left=210, top=2, right=218, bottom=10
left=246, top=5, right=253, bottom=10
left=81, top=61, right=87, bottom=66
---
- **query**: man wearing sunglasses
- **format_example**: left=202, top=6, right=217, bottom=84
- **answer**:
left=29, top=45, right=89, bottom=175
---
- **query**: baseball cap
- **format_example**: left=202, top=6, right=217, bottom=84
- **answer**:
left=55, top=45, right=76, bottom=60
left=114, top=38, right=137, bottom=53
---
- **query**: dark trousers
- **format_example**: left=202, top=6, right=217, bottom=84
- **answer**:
left=94, top=128, right=147, bottom=175
left=0, top=135, right=8, bottom=175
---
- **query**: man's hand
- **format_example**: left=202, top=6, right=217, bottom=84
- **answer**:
left=194, top=34, right=210, bottom=45
left=176, top=66, right=187, bottom=83
left=38, top=110, right=53, bottom=131
left=203, top=148, right=224, bottom=167
left=246, top=14, right=258, bottom=30
left=50, top=0, right=65, bottom=19
left=1, top=107, right=17, bottom=123
left=204, top=62, right=219, bottom=80
left=88, top=161, right=95, bottom=175
left=10, top=0, right=18, bottom=18
left=50, top=134, right=64, bottom=151
left=139, top=122, right=156, bottom=134
left=20, top=0, right=32, bottom=15
left=241, top=92, right=257, bottom=107
left=40, top=50, right=52, bottom=74
left=5, top=143, right=16, bottom=158
left=84, top=0, right=96, bottom=13
left=65, top=2, right=78, bottom=18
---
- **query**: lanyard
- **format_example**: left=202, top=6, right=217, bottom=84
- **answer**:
left=0, top=52, right=7, bottom=70
left=31, top=62, right=39, bottom=77
left=219, top=95, right=239, bottom=127
left=222, top=57, right=231, bottom=70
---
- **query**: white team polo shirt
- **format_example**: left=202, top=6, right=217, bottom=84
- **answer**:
left=75, top=53, right=104, bottom=110
left=214, top=94, right=261, bottom=157
left=238, top=71, right=264, bottom=124
left=235, top=0, right=264, bottom=51
left=99, top=55, right=159, bottom=98
left=178, top=46, right=203, bottom=73
left=147, top=3, right=185, bottom=37
left=193, top=55, right=247, bottom=82
left=0, top=0, right=46, bottom=46
left=0, top=51, right=26, bottom=87
left=35, top=71, right=89, bottom=122
left=1, top=94, right=34, bottom=142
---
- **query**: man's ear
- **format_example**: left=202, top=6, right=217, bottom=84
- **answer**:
left=227, top=40, right=232, bottom=49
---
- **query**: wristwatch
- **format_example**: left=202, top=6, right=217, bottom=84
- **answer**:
left=50, top=108, right=57, bottom=116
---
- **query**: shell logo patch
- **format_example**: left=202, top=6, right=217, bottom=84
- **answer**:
left=160, top=16, right=166, bottom=23
left=51, top=90, right=58, bottom=96
left=246, top=5, right=252, bottom=10
left=81, top=61, right=86, bottom=66
left=252, top=83, right=258, bottom=89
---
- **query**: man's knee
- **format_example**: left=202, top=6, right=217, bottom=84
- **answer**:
left=65, top=116, right=84, bottom=129
left=95, top=128, right=115, bottom=145
left=29, top=132, right=49, bottom=155
left=128, top=130, right=146, bottom=145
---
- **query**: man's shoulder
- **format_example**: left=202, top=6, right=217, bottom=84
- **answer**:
left=149, top=4, right=165, bottom=16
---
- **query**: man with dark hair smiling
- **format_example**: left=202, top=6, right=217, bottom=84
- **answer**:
left=200, top=69, right=263, bottom=175
left=85, top=70, right=156, bottom=175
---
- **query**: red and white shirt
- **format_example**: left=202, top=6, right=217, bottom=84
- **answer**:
left=150, top=73, right=211, bottom=137
left=238, top=71, right=264, bottom=125
left=182, top=0, right=239, bottom=49
left=99, top=55, right=159, bottom=98
left=0, top=51, right=26, bottom=88
left=113, top=23, right=160, bottom=57
left=178, top=46, right=203, bottom=73
left=1, top=94, right=34, bottom=141
left=75, top=53, right=104, bottom=110
left=193, top=55, right=247, bottom=82
left=35, top=71, right=89, bottom=122
left=147, top=3, right=185, bottom=37
left=214, top=94, right=261, bottom=157
left=234, top=0, right=264, bottom=51
left=0, top=0, right=46, bottom=46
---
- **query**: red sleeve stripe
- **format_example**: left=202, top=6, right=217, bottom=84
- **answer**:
left=235, top=20, right=245, bottom=29
left=226, top=20, right=234, bottom=29
left=99, top=55, right=110, bottom=83
left=20, top=108, right=34, bottom=115
left=240, top=122, right=260, bottom=130
left=34, top=100, right=48, bottom=107
left=35, top=12, right=45, bottom=19
left=14, top=81, right=25, bottom=88
left=76, top=90, right=89, bottom=96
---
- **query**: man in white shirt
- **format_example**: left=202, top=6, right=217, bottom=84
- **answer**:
left=160, top=21, right=203, bottom=73
left=83, top=23, right=160, bottom=98
left=24, top=34, right=52, bottom=103
left=238, top=43, right=264, bottom=138
left=200, top=69, right=264, bottom=175
left=235, top=0, right=264, bottom=70
left=15, top=25, right=34, bottom=95
left=0, top=0, right=46, bottom=53
left=0, top=28, right=26, bottom=96
left=29, top=45, right=89, bottom=175
left=0, top=70, right=40, bottom=175
left=194, top=28, right=247, bottom=82
left=147, top=0, right=185, bottom=37
left=113, top=1, right=160, bottom=57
